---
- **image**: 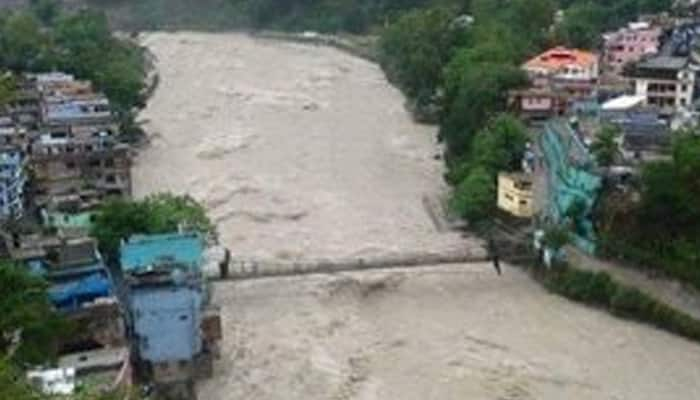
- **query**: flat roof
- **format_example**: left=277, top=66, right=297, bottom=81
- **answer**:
left=637, top=56, right=688, bottom=70
left=601, top=95, right=647, bottom=111
left=120, top=232, right=205, bottom=273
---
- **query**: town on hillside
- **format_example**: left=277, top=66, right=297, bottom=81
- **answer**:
left=1, top=71, right=227, bottom=398
left=502, top=17, right=700, bottom=259
left=3, top=1, right=700, bottom=399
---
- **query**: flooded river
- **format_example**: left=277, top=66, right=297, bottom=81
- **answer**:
left=135, top=32, right=700, bottom=399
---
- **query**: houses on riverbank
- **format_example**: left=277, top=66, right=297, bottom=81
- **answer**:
left=502, top=14, right=700, bottom=256
left=0, top=72, right=223, bottom=399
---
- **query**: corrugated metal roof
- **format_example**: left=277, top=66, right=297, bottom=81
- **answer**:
left=120, top=232, right=205, bottom=273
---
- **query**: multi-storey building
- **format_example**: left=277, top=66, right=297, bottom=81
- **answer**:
left=30, top=129, right=131, bottom=208
left=603, top=22, right=662, bottom=73
left=0, top=145, right=27, bottom=219
left=629, top=56, right=696, bottom=116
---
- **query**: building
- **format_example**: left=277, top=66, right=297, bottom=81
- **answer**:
left=600, top=94, right=648, bottom=120
left=30, top=128, right=132, bottom=208
left=523, top=47, right=599, bottom=99
left=120, top=232, right=206, bottom=275
left=497, top=172, right=535, bottom=218
left=603, top=108, right=671, bottom=162
left=0, top=145, right=27, bottom=219
left=539, top=120, right=603, bottom=254
left=58, top=347, right=132, bottom=392
left=603, top=22, right=662, bottom=73
left=41, top=206, right=96, bottom=237
left=119, top=232, right=221, bottom=395
left=25, top=237, right=116, bottom=311
left=509, top=88, right=568, bottom=124
left=629, top=56, right=696, bottom=116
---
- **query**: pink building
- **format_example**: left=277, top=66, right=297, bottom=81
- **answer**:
left=604, top=22, right=662, bottom=73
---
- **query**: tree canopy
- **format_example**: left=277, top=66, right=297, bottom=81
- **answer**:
left=0, top=262, right=67, bottom=365
left=91, top=193, right=215, bottom=258
left=0, top=7, right=145, bottom=111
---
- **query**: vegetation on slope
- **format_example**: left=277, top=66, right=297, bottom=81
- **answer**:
left=0, top=3, right=145, bottom=111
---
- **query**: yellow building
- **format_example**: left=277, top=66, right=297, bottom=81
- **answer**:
left=497, top=172, right=535, bottom=218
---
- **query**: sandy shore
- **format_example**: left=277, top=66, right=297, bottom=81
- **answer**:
left=134, top=32, right=700, bottom=400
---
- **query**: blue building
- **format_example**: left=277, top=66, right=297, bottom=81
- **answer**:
left=119, top=232, right=219, bottom=384
left=120, top=232, right=205, bottom=275
left=129, top=284, right=204, bottom=364
left=0, top=146, right=26, bottom=219
left=27, top=237, right=115, bottom=312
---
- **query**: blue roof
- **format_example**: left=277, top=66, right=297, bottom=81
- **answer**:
left=49, top=271, right=113, bottom=312
left=130, top=286, right=203, bottom=362
left=120, top=232, right=205, bottom=274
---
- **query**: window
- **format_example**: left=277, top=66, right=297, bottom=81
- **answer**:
left=66, top=162, right=76, bottom=169
left=105, top=158, right=115, bottom=168
left=520, top=200, right=528, bottom=206
left=106, top=175, right=116, bottom=184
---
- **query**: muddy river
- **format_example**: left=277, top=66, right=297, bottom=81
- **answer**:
left=135, top=32, right=700, bottom=399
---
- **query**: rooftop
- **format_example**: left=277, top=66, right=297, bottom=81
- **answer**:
left=524, top=47, right=598, bottom=72
left=120, top=232, right=205, bottom=274
left=601, top=95, right=647, bottom=111
left=130, top=285, right=203, bottom=362
left=637, top=56, right=688, bottom=71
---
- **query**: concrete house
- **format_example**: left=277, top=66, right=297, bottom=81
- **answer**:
left=523, top=47, right=600, bottom=99
left=119, top=232, right=222, bottom=397
left=497, top=172, right=535, bottom=218
left=30, top=128, right=132, bottom=208
left=629, top=56, right=696, bottom=116
left=509, top=88, right=568, bottom=124
left=0, top=145, right=27, bottom=219
left=603, top=22, right=662, bottom=73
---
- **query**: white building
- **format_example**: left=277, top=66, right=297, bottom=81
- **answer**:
left=630, top=56, right=696, bottom=116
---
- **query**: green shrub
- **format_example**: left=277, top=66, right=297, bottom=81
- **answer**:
left=545, top=265, right=700, bottom=343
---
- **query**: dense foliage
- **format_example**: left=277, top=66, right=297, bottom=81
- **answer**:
left=545, top=266, right=700, bottom=342
left=598, top=133, right=700, bottom=288
left=0, top=5, right=145, bottom=110
left=91, top=193, right=215, bottom=257
left=0, top=262, right=68, bottom=365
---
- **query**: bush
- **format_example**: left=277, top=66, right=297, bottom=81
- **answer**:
left=91, top=193, right=215, bottom=258
left=545, top=266, right=700, bottom=343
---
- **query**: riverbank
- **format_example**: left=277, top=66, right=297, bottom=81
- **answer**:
left=132, top=32, right=700, bottom=399
left=133, top=31, right=469, bottom=262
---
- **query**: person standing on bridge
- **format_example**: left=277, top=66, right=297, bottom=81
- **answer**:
left=488, top=238, right=501, bottom=276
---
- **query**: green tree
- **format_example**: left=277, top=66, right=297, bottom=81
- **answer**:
left=449, top=166, right=496, bottom=222
left=590, top=125, right=621, bottom=167
left=0, top=12, right=52, bottom=71
left=0, top=359, right=41, bottom=400
left=92, top=193, right=215, bottom=257
left=379, top=6, right=467, bottom=98
left=30, top=0, right=60, bottom=26
left=0, top=72, right=16, bottom=107
left=555, top=2, right=607, bottom=49
left=440, top=63, right=526, bottom=158
left=470, top=113, right=529, bottom=174
left=542, top=224, right=571, bottom=252
left=0, top=262, right=66, bottom=365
